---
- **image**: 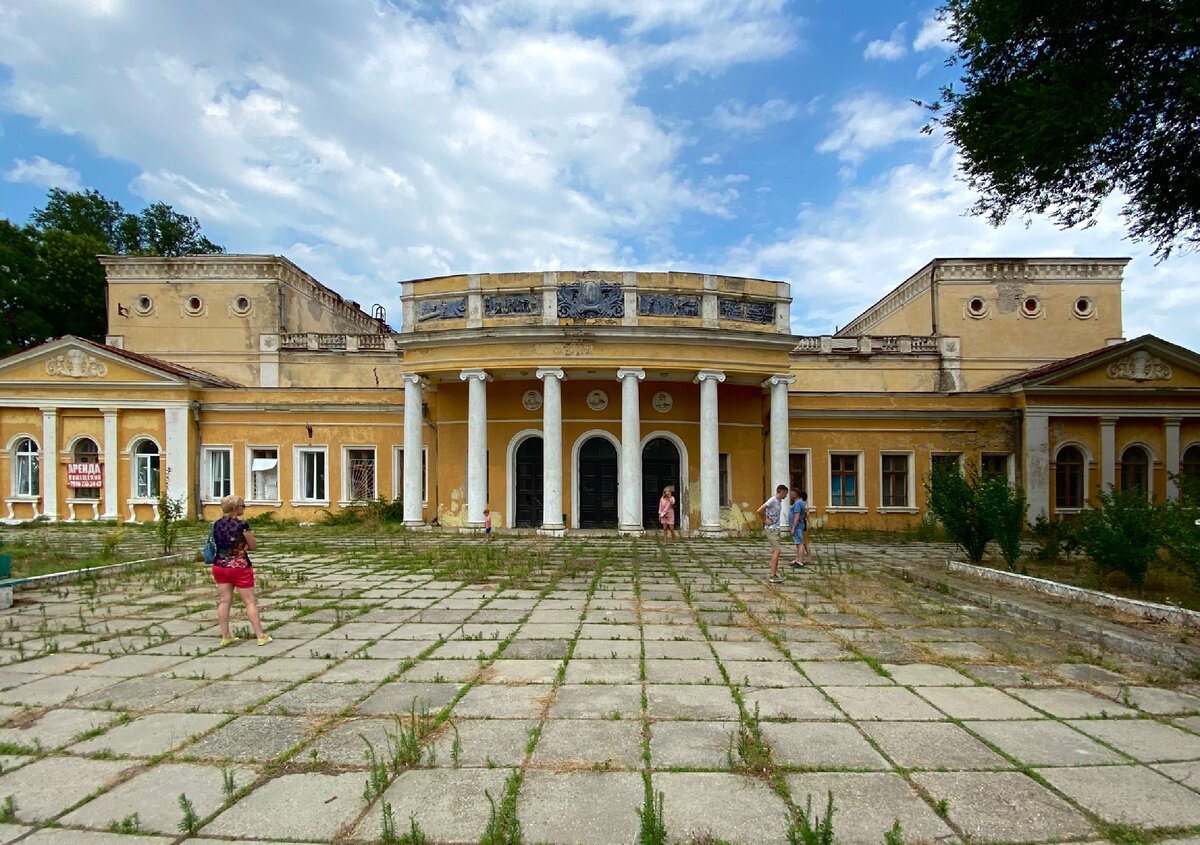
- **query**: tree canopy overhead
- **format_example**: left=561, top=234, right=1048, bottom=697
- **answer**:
left=926, top=0, right=1200, bottom=259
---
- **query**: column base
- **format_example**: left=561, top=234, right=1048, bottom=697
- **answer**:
left=698, top=525, right=727, bottom=538
left=618, top=524, right=645, bottom=537
left=402, top=520, right=431, bottom=530
left=537, top=524, right=566, bottom=537
left=461, top=522, right=485, bottom=533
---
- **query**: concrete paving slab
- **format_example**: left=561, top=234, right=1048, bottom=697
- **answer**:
left=453, top=683, right=552, bottom=719
left=1067, top=718, right=1200, bottom=763
left=1115, top=686, right=1200, bottom=715
left=0, top=824, right=29, bottom=844
left=518, top=771, right=643, bottom=845
left=201, top=771, right=364, bottom=840
left=654, top=771, right=790, bottom=845
left=644, top=659, right=720, bottom=684
left=504, top=638, right=571, bottom=660
left=233, top=657, right=335, bottom=682
left=1053, top=663, right=1130, bottom=685
left=742, top=687, right=842, bottom=720
left=400, top=659, right=481, bottom=682
left=563, top=658, right=639, bottom=684
left=20, top=832, right=172, bottom=845
left=799, top=661, right=894, bottom=687
left=646, top=684, right=739, bottom=721
left=260, top=682, right=368, bottom=715
left=184, top=715, right=312, bottom=762
left=650, top=721, right=733, bottom=769
left=883, top=663, right=973, bottom=686
left=61, top=761, right=254, bottom=833
left=915, top=686, right=1043, bottom=719
left=0, top=675, right=116, bottom=706
left=966, top=719, right=1124, bottom=766
left=531, top=719, right=643, bottom=769
left=163, top=680, right=286, bottom=713
left=357, top=682, right=461, bottom=715
left=722, top=659, right=809, bottom=687
left=1009, top=687, right=1135, bottom=718
left=642, top=641, right=712, bottom=660
left=304, top=717, right=395, bottom=766
left=710, top=641, right=782, bottom=662
left=912, top=771, right=1094, bottom=842
left=362, top=640, right=429, bottom=660
left=72, top=712, right=227, bottom=757
left=861, top=721, right=1009, bottom=770
left=823, top=686, right=944, bottom=721
left=485, top=659, right=560, bottom=684
left=316, top=660, right=398, bottom=684
left=71, top=677, right=203, bottom=709
left=0, top=756, right=134, bottom=821
left=785, top=772, right=956, bottom=845
left=428, top=718, right=536, bottom=768
left=761, top=722, right=889, bottom=770
left=550, top=684, right=643, bottom=720
left=1041, top=764, right=1200, bottom=827
left=354, top=767, right=511, bottom=842
left=0, top=707, right=120, bottom=750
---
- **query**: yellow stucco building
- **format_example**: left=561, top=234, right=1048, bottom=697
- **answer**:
left=1, top=254, right=1197, bottom=533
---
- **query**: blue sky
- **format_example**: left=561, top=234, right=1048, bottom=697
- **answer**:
left=1, top=0, right=1196, bottom=343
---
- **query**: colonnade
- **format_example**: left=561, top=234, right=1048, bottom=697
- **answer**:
left=400, top=369, right=795, bottom=534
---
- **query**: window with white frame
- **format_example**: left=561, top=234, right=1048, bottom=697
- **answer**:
left=12, top=437, right=39, bottom=497
left=880, top=453, right=911, bottom=508
left=981, top=453, right=1012, bottom=483
left=71, top=437, right=101, bottom=500
left=202, top=447, right=233, bottom=501
left=393, top=447, right=428, bottom=503
left=296, top=447, right=327, bottom=503
left=718, top=453, right=732, bottom=507
left=830, top=452, right=860, bottom=507
left=345, top=447, right=376, bottom=501
left=132, top=439, right=160, bottom=499
left=248, top=447, right=279, bottom=502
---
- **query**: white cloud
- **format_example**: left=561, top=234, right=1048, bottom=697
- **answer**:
left=720, top=137, right=1200, bottom=347
left=4, top=155, right=82, bottom=190
left=816, top=92, right=924, bottom=166
left=863, top=23, right=906, bottom=61
left=710, top=98, right=799, bottom=136
left=913, top=14, right=952, bottom=51
left=699, top=153, right=722, bottom=165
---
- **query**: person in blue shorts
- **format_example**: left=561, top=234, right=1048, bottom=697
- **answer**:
left=788, top=488, right=811, bottom=569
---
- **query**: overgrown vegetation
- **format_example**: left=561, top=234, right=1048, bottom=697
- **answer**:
left=156, top=475, right=185, bottom=554
left=1076, top=488, right=1162, bottom=589
left=926, top=463, right=1025, bottom=565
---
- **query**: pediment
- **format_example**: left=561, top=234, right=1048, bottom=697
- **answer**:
left=0, top=337, right=190, bottom=387
left=1021, top=336, right=1200, bottom=391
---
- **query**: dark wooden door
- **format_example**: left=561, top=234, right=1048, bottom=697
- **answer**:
left=642, top=437, right=681, bottom=528
left=514, top=437, right=543, bottom=528
left=578, top=437, right=618, bottom=528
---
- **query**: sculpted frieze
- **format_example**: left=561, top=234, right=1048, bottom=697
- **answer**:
left=45, top=350, right=108, bottom=378
left=638, top=293, right=700, bottom=318
left=484, top=293, right=541, bottom=317
left=718, top=298, right=775, bottom=324
left=417, top=297, right=467, bottom=322
left=1107, top=350, right=1172, bottom=381
left=557, top=281, right=624, bottom=319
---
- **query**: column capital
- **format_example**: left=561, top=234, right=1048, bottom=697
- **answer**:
left=694, top=369, right=726, bottom=384
left=1099, top=415, right=1119, bottom=426
left=1165, top=416, right=1184, bottom=427
left=402, top=372, right=429, bottom=388
left=616, top=367, right=645, bottom=381
left=536, top=367, right=566, bottom=381
left=39, top=407, right=58, bottom=416
left=762, top=374, right=795, bottom=388
left=459, top=368, right=492, bottom=383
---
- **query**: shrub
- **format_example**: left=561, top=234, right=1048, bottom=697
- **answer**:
left=1076, top=488, right=1162, bottom=589
left=156, top=473, right=185, bottom=554
left=927, top=464, right=1026, bottom=564
left=978, top=477, right=1026, bottom=568
left=1162, top=474, right=1200, bottom=586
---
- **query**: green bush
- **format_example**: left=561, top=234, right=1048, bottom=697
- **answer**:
left=978, top=477, right=1026, bottom=568
left=926, top=464, right=1027, bottom=565
left=1163, top=474, right=1200, bottom=586
left=1076, top=488, right=1162, bottom=589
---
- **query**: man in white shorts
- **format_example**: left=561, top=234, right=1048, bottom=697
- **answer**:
left=756, top=484, right=789, bottom=584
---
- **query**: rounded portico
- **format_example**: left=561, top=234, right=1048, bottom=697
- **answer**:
left=396, top=270, right=797, bottom=534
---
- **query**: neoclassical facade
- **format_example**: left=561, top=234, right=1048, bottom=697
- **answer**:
left=1, top=255, right=1197, bottom=531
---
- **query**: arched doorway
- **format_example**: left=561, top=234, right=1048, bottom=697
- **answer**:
left=578, top=436, right=618, bottom=528
left=514, top=436, right=544, bottom=528
left=642, top=436, right=681, bottom=529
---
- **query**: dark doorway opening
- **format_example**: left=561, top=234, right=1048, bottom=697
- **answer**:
left=578, top=437, right=618, bottom=528
left=642, top=437, right=681, bottom=529
left=514, top=437, right=544, bottom=528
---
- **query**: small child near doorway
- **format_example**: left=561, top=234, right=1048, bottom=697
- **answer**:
left=658, top=486, right=677, bottom=542
left=484, top=507, right=493, bottom=541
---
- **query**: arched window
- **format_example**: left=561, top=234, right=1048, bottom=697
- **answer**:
left=1055, top=445, right=1085, bottom=509
left=12, top=437, right=39, bottom=497
left=133, top=439, right=160, bottom=499
left=1183, top=445, right=1200, bottom=486
left=72, top=438, right=101, bottom=500
left=1120, top=445, right=1150, bottom=495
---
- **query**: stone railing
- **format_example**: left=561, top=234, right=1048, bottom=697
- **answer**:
left=792, top=335, right=944, bottom=355
left=278, top=333, right=397, bottom=352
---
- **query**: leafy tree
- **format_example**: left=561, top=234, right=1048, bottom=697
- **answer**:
left=978, top=476, right=1027, bottom=568
left=0, top=221, right=54, bottom=354
left=1076, top=488, right=1162, bottom=589
left=1163, top=474, right=1200, bottom=586
left=926, top=0, right=1200, bottom=259
left=31, top=188, right=125, bottom=250
left=926, top=462, right=1027, bottom=565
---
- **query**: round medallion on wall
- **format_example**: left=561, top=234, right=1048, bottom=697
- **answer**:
left=652, top=391, right=673, bottom=413
left=586, top=389, right=609, bottom=411
left=522, top=389, right=543, bottom=411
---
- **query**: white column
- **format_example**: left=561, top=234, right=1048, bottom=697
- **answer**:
left=165, top=406, right=190, bottom=516
left=460, top=368, right=490, bottom=530
left=1166, top=417, right=1183, bottom=501
left=1100, top=416, right=1117, bottom=491
left=1024, top=412, right=1049, bottom=523
left=695, top=370, right=726, bottom=536
left=617, top=367, right=646, bottom=535
left=764, top=375, right=794, bottom=492
left=537, top=368, right=566, bottom=535
left=40, top=408, right=58, bottom=521
left=403, top=374, right=427, bottom=527
left=102, top=410, right=118, bottom=520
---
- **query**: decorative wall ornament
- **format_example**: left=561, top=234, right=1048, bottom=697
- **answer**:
left=718, top=298, right=775, bottom=324
left=522, top=389, right=543, bottom=411
left=586, top=389, right=609, bottom=411
left=45, top=350, right=108, bottom=378
left=557, top=281, right=624, bottom=319
left=638, top=293, right=700, bottom=318
left=652, top=391, right=673, bottom=413
left=417, top=297, right=467, bottom=322
left=485, top=293, right=541, bottom=317
left=1107, top=351, right=1173, bottom=382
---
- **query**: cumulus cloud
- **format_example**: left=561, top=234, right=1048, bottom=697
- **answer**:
left=4, top=155, right=82, bottom=190
left=710, top=98, right=799, bottom=136
left=863, top=23, right=906, bottom=61
left=816, top=92, right=925, bottom=166
left=914, top=14, right=952, bottom=51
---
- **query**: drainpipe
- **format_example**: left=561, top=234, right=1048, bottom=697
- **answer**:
left=190, top=400, right=203, bottom=522
left=1014, top=407, right=1024, bottom=489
